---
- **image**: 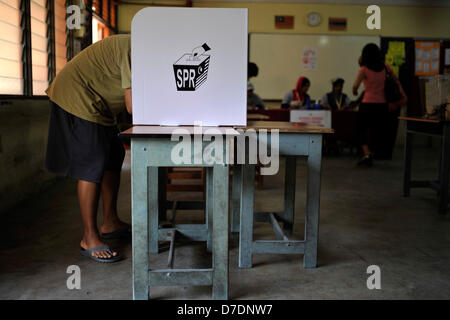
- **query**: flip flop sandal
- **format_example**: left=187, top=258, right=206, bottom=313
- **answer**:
left=101, top=225, right=131, bottom=239
left=80, top=245, right=123, bottom=263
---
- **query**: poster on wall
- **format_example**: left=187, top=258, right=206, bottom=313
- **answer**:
left=386, top=41, right=405, bottom=77
left=131, top=7, right=248, bottom=126
left=415, top=41, right=440, bottom=76
left=301, top=48, right=318, bottom=70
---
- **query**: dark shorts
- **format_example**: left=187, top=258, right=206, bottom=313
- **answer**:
left=357, top=102, right=389, bottom=148
left=45, top=101, right=125, bottom=183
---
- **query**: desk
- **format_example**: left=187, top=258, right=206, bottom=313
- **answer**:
left=121, top=125, right=238, bottom=300
left=247, top=113, right=270, bottom=121
left=400, top=117, right=450, bottom=215
left=232, top=121, right=333, bottom=268
left=247, top=108, right=290, bottom=121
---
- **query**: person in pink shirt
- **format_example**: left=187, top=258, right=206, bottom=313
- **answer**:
left=352, top=43, right=406, bottom=167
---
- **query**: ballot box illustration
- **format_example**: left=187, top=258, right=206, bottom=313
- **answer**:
left=131, top=7, right=248, bottom=126
left=173, top=46, right=211, bottom=91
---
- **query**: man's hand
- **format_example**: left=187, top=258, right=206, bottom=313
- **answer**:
left=125, top=88, right=132, bottom=114
left=290, top=100, right=301, bottom=108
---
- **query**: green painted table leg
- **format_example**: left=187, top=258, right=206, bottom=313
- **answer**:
left=231, top=164, right=242, bottom=233
left=283, top=156, right=296, bottom=235
left=131, top=143, right=149, bottom=300
left=304, top=135, right=322, bottom=268
left=206, top=167, right=213, bottom=252
left=148, top=166, right=159, bottom=254
left=403, top=130, right=413, bottom=197
left=239, top=164, right=255, bottom=268
left=439, top=125, right=450, bottom=215
left=158, top=167, right=167, bottom=221
left=212, top=164, right=229, bottom=300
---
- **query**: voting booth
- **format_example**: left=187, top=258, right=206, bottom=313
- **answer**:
left=290, top=110, right=332, bottom=128
left=131, top=7, right=248, bottom=126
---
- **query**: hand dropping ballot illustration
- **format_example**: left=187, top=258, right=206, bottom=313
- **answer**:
left=174, top=43, right=211, bottom=91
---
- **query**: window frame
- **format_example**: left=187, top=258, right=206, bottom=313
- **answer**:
left=0, top=0, right=118, bottom=99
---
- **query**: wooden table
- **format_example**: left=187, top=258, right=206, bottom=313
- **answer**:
left=232, top=121, right=333, bottom=268
left=120, top=125, right=238, bottom=300
left=247, top=113, right=270, bottom=121
left=399, top=116, right=449, bottom=215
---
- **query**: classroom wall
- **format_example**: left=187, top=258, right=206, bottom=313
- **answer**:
left=118, top=1, right=450, bottom=38
left=0, top=99, right=58, bottom=214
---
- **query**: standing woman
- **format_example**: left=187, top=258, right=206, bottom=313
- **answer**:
left=352, top=43, right=406, bottom=167
left=281, top=76, right=311, bottom=109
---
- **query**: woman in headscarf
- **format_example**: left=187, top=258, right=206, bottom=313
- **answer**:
left=281, top=76, right=311, bottom=109
left=321, top=78, right=351, bottom=110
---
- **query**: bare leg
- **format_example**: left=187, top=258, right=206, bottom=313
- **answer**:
left=100, top=170, right=129, bottom=234
left=78, top=180, right=118, bottom=259
left=362, top=144, right=371, bottom=157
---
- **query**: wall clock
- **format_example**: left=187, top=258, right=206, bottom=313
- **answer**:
left=307, top=12, right=322, bottom=27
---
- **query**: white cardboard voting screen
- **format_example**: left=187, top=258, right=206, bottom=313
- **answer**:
left=131, top=7, right=248, bottom=126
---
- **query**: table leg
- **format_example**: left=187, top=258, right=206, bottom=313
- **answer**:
left=283, top=156, right=296, bottom=235
left=439, top=125, right=450, bottom=215
left=403, top=130, right=413, bottom=197
left=206, top=166, right=213, bottom=252
left=131, top=145, right=149, bottom=300
left=231, top=164, right=242, bottom=233
left=148, top=166, right=159, bottom=254
left=212, top=164, right=229, bottom=300
left=304, top=135, right=322, bottom=269
left=158, top=167, right=167, bottom=221
left=239, top=164, right=255, bottom=268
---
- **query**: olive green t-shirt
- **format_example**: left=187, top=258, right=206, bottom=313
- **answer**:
left=46, top=34, right=131, bottom=126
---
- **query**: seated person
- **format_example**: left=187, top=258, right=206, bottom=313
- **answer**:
left=281, top=77, right=311, bottom=109
left=248, top=62, right=259, bottom=79
left=321, top=78, right=351, bottom=110
left=247, top=81, right=266, bottom=110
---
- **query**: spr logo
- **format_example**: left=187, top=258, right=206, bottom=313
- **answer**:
left=173, top=43, right=211, bottom=91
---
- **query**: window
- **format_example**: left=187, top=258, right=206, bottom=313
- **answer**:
left=92, top=0, right=116, bottom=43
left=102, top=0, right=108, bottom=22
left=110, top=0, right=115, bottom=28
left=0, top=0, right=23, bottom=94
left=30, top=0, right=48, bottom=95
left=54, top=0, right=67, bottom=74
left=0, top=0, right=118, bottom=97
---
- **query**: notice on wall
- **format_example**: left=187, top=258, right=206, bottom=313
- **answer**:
left=415, top=41, right=440, bottom=76
left=445, top=48, right=450, bottom=66
left=301, top=47, right=318, bottom=70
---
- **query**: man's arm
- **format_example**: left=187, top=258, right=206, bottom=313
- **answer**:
left=125, top=88, right=132, bottom=114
